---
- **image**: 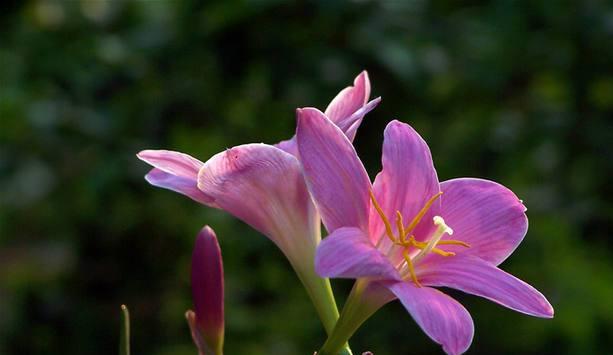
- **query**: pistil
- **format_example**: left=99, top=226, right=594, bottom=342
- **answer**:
left=411, top=216, right=454, bottom=263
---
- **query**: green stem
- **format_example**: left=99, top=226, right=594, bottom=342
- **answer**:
left=119, top=305, right=130, bottom=355
left=317, top=280, right=385, bottom=355
left=293, top=264, right=352, bottom=355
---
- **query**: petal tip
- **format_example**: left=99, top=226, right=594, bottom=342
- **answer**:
left=386, top=119, right=412, bottom=131
left=357, top=70, right=369, bottom=81
left=541, top=301, right=555, bottom=318
left=143, top=169, right=158, bottom=184
left=297, top=107, right=328, bottom=131
left=136, top=149, right=153, bottom=161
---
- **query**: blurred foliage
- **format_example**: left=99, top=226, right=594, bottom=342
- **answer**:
left=1, top=0, right=613, bottom=354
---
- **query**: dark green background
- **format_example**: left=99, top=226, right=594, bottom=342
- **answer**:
left=1, top=1, right=612, bottom=354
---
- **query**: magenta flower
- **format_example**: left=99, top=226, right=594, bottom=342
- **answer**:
left=138, top=72, right=379, bottom=336
left=186, top=226, right=224, bottom=355
left=296, top=109, right=554, bottom=355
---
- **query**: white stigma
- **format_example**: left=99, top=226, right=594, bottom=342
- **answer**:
left=433, top=216, right=453, bottom=236
left=412, top=216, right=454, bottom=263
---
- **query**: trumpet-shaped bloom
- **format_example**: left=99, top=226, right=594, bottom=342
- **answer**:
left=186, top=226, right=224, bottom=355
left=138, top=72, right=380, bottom=337
left=137, top=72, right=378, bottom=253
left=296, top=109, right=554, bottom=355
left=137, top=71, right=378, bottom=209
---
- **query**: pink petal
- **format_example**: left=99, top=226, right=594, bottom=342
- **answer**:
left=191, top=226, right=224, bottom=351
left=275, top=136, right=299, bottom=157
left=137, top=149, right=204, bottom=178
left=418, top=255, right=554, bottom=318
left=197, top=143, right=318, bottom=254
left=275, top=96, right=381, bottom=157
left=137, top=150, right=215, bottom=205
left=315, top=227, right=400, bottom=280
left=439, top=178, right=528, bottom=265
left=296, top=108, right=371, bottom=232
left=370, top=120, right=440, bottom=244
left=361, top=280, right=398, bottom=308
left=385, top=281, right=474, bottom=355
left=144, top=168, right=216, bottom=205
left=325, top=71, right=371, bottom=126
left=337, top=97, right=381, bottom=142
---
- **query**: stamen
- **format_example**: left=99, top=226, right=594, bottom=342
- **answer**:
left=370, top=190, right=470, bottom=287
left=430, top=248, right=456, bottom=257
left=404, top=191, right=443, bottom=235
left=403, top=250, right=422, bottom=287
left=437, top=240, right=471, bottom=248
left=369, top=190, right=395, bottom=242
left=395, top=211, right=405, bottom=243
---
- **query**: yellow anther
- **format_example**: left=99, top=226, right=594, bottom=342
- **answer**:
left=436, top=240, right=471, bottom=248
left=403, top=250, right=422, bottom=287
left=395, top=211, right=405, bottom=242
left=369, top=190, right=395, bottom=242
left=404, top=191, right=443, bottom=234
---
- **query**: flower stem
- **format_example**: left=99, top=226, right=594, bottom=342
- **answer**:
left=293, top=263, right=353, bottom=355
left=317, top=280, right=390, bottom=355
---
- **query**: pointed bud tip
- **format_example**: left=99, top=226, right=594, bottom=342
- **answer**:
left=196, top=225, right=218, bottom=244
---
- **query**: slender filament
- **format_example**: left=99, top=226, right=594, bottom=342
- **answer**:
left=369, top=190, right=394, bottom=242
left=395, top=211, right=405, bottom=243
left=403, top=250, right=421, bottom=287
left=403, top=191, right=443, bottom=236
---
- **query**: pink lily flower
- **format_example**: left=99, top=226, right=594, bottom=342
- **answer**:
left=186, top=226, right=224, bottom=355
left=296, top=109, right=554, bottom=355
left=138, top=72, right=380, bottom=337
left=137, top=71, right=378, bottom=207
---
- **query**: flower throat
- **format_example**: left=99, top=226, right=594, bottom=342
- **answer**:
left=369, top=190, right=470, bottom=287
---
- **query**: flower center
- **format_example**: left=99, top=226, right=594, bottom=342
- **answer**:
left=369, top=190, right=470, bottom=287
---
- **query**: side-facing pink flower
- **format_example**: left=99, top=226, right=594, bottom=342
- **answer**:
left=296, top=109, right=554, bottom=355
left=137, top=71, right=378, bottom=206
left=138, top=72, right=379, bottom=337
left=186, top=226, right=224, bottom=355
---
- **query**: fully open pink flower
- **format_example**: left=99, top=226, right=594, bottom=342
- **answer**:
left=186, top=226, right=224, bottom=355
left=138, top=72, right=380, bottom=336
left=296, top=109, right=554, bottom=355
